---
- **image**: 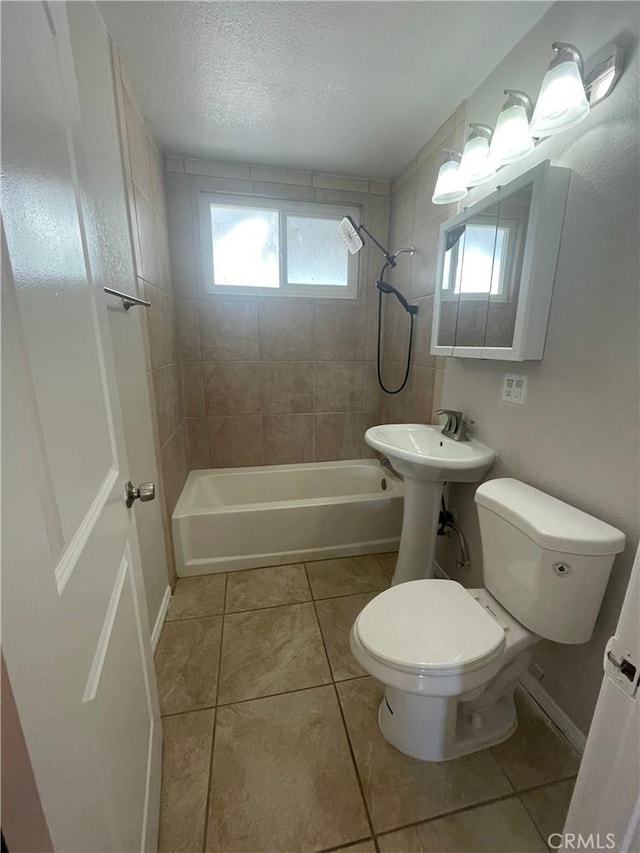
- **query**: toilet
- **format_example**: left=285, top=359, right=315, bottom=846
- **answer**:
left=350, top=478, right=625, bottom=761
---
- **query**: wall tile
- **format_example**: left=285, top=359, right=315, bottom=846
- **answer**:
left=432, top=368, right=445, bottom=421
left=258, top=300, right=314, bottom=361
left=186, top=417, right=211, bottom=469
left=314, top=412, right=378, bottom=461
left=252, top=181, right=314, bottom=201
left=410, top=216, right=443, bottom=298
left=260, top=362, right=313, bottom=414
left=362, top=362, right=381, bottom=412
left=389, top=174, right=416, bottom=249
left=263, top=414, right=314, bottom=464
left=145, top=283, right=175, bottom=369
left=189, top=174, right=254, bottom=195
left=208, top=416, right=264, bottom=467
left=153, top=363, right=181, bottom=448
left=369, top=180, right=391, bottom=196
left=313, top=187, right=369, bottom=205
left=185, top=159, right=251, bottom=179
left=164, top=155, right=185, bottom=173
left=165, top=173, right=197, bottom=299
left=203, top=362, right=261, bottom=415
left=313, top=174, right=370, bottom=193
left=250, top=165, right=312, bottom=186
left=313, top=362, right=364, bottom=412
left=411, top=296, right=437, bottom=368
left=160, top=427, right=184, bottom=516
left=182, top=362, right=205, bottom=417
left=122, top=84, right=152, bottom=197
left=313, top=302, right=365, bottom=361
left=176, top=299, right=201, bottom=361
left=200, top=298, right=259, bottom=361
left=133, top=183, right=162, bottom=286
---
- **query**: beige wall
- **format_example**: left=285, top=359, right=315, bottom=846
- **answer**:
left=114, top=54, right=187, bottom=584
left=380, top=107, right=465, bottom=425
left=390, top=1, right=639, bottom=736
left=164, top=158, right=391, bottom=467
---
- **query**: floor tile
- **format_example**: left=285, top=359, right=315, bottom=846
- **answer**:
left=217, top=602, right=331, bottom=704
left=158, top=709, right=214, bottom=853
left=225, top=563, right=310, bottom=612
left=374, top=552, right=398, bottom=577
left=333, top=842, right=376, bottom=853
left=520, top=779, right=576, bottom=845
left=166, top=574, right=227, bottom=621
left=490, top=690, right=580, bottom=791
left=306, top=554, right=394, bottom=599
left=377, top=796, right=547, bottom=852
left=337, top=677, right=513, bottom=833
left=206, top=686, right=370, bottom=852
left=315, top=593, right=377, bottom=680
left=155, top=617, right=222, bottom=714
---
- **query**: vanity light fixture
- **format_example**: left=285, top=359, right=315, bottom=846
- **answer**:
left=489, top=90, right=535, bottom=166
left=432, top=150, right=468, bottom=205
left=530, top=43, right=589, bottom=137
left=459, top=124, right=496, bottom=186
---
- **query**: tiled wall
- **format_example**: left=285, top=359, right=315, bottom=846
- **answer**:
left=379, top=107, right=465, bottom=425
left=164, top=158, right=391, bottom=468
left=114, top=59, right=187, bottom=578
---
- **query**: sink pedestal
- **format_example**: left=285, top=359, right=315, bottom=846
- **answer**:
left=393, top=478, right=443, bottom=584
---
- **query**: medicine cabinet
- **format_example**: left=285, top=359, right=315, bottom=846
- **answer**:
left=431, top=160, right=570, bottom=360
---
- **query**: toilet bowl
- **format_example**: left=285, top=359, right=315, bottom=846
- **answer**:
left=351, top=478, right=626, bottom=762
left=351, top=580, right=538, bottom=760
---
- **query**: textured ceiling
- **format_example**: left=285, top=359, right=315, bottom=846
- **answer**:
left=99, top=1, right=551, bottom=180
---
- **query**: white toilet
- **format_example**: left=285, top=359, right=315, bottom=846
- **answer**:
left=350, top=478, right=625, bottom=761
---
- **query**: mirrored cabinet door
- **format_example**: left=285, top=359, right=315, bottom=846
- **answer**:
left=483, top=184, right=531, bottom=350
left=431, top=160, right=570, bottom=361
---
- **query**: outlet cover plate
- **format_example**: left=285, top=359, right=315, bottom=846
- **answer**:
left=503, top=373, right=528, bottom=405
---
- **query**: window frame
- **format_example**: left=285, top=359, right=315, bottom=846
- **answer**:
left=198, top=192, right=360, bottom=299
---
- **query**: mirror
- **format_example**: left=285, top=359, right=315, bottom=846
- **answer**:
left=432, top=160, right=570, bottom=361
left=484, top=185, right=531, bottom=349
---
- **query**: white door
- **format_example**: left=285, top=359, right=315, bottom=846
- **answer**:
left=1, top=3, right=161, bottom=851
left=562, top=545, right=640, bottom=852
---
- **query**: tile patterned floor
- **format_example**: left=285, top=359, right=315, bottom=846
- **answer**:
left=155, top=554, right=579, bottom=853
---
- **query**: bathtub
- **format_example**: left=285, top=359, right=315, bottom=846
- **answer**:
left=172, top=459, right=403, bottom=575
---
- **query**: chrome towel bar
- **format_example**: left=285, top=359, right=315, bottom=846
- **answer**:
left=104, top=286, right=151, bottom=310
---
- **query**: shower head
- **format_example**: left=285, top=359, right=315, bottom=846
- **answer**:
left=338, top=216, right=365, bottom=255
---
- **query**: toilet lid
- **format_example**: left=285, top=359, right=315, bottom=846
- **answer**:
left=356, top=579, right=505, bottom=673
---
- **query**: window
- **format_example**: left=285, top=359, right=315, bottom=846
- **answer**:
left=199, top=193, right=360, bottom=298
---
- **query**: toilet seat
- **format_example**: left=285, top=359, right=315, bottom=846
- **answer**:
left=354, top=579, right=506, bottom=677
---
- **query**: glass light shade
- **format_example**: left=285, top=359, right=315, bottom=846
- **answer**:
left=490, top=104, right=534, bottom=166
left=530, top=61, right=590, bottom=137
left=432, top=159, right=468, bottom=205
left=459, top=135, right=496, bottom=186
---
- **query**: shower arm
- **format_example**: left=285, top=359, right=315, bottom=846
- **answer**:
left=356, top=223, right=398, bottom=267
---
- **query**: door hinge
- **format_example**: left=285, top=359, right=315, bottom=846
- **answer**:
left=604, top=637, right=639, bottom=698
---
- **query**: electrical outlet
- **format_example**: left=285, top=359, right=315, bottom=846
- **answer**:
left=502, top=373, right=528, bottom=405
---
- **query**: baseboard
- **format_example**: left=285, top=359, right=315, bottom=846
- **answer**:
left=519, top=671, right=586, bottom=755
left=151, top=586, right=171, bottom=653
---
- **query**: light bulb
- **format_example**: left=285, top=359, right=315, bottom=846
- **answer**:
left=530, top=43, right=589, bottom=137
left=490, top=90, right=534, bottom=166
left=432, top=152, right=468, bottom=205
left=459, top=124, right=496, bottom=186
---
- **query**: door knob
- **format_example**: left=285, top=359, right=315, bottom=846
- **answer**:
left=125, top=480, right=156, bottom=508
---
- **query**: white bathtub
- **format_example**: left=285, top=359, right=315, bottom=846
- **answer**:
left=172, top=459, right=403, bottom=575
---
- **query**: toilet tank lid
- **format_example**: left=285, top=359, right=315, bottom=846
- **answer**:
left=475, top=479, right=626, bottom=556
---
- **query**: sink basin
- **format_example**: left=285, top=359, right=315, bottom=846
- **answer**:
left=365, top=424, right=496, bottom=482
left=365, top=424, right=496, bottom=584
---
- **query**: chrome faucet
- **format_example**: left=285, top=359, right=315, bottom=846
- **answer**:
left=435, top=409, right=468, bottom=442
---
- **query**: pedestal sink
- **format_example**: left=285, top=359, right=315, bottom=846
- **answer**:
left=365, top=424, right=496, bottom=584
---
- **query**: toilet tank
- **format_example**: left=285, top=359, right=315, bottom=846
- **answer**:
left=475, top=479, right=625, bottom=644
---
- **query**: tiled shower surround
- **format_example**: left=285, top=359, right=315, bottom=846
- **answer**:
left=163, top=130, right=462, bottom=470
